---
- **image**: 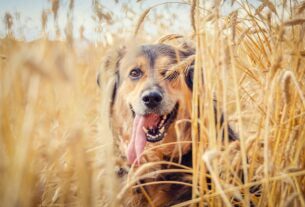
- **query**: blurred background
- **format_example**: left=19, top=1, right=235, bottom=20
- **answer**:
left=0, top=0, right=261, bottom=42
left=0, top=0, right=195, bottom=44
left=1, top=0, right=305, bottom=207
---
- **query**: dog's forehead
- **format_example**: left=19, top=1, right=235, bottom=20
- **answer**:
left=140, top=44, right=178, bottom=60
left=121, top=44, right=178, bottom=69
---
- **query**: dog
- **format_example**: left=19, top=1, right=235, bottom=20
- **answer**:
left=98, top=42, right=238, bottom=206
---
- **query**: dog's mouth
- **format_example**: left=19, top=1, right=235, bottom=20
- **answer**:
left=144, top=103, right=179, bottom=143
left=127, top=103, right=179, bottom=165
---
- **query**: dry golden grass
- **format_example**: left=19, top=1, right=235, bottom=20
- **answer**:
left=1, top=0, right=305, bottom=207
left=0, top=38, right=108, bottom=206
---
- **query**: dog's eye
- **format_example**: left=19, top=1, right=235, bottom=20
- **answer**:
left=129, top=68, right=143, bottom=80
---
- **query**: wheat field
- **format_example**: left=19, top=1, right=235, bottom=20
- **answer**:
left=0, top=0, right=305, bottom=207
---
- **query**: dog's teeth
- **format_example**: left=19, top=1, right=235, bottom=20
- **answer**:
left=160, top=119, right=165, bottom=126
left=157, top=115, right=167, bottom=128
left=149, top=134, right=156, bottom=139
left=160, top=127, right=165, bottom=133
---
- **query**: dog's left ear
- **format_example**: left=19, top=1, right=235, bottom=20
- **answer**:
left=178, top=41, right=195, bottom=91
left=184, top=64, right=194, bottom=91
left=183, top=62, right=238, bottom=141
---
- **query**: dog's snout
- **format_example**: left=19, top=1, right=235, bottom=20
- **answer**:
left=142, top=91, right=163, bottom=108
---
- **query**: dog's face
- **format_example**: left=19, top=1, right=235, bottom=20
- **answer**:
left=121, top=45, right=180, bottom=115
left=103, top=43, right=194, bottom=165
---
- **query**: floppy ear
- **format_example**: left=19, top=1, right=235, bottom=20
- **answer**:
left=97, top=46, right=126, bottom=109
left=110, top=71, right=120, bottom=108
left=183, top=63, right=237, bottom=141
left=97, top=70, right=120, bottom=107
left=184, top=64, right=194, bottom=91
left=179, top=41, right=195, bottom=91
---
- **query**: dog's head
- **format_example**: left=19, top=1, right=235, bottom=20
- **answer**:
left=99, top=43, right=195, bottom=165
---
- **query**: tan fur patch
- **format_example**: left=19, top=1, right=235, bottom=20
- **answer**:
left=104, top=43, right=195, bottom=207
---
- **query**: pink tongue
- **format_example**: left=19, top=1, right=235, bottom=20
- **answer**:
left=127, top=114, right=160, bottom=165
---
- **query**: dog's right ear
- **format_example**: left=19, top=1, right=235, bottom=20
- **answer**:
left=97, top=70, right=120, bottom=107
left=110, top=71, right=120, bottom=107
left=97, top=46, right=126, bottom=112
left=97, top=45, right=126, bottom=87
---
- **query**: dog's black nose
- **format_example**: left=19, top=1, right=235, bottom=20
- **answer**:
left=142, top=91, right=163, bottom=108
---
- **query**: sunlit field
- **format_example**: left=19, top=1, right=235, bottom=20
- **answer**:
left=1, top=0, right=305, bottom=206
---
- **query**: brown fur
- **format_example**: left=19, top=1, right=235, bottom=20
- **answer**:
left=113, top=44, right=193, bottom=160
left=98, top=42, right=195, bottom=206
left=98, top=42, right=237, bottom=206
